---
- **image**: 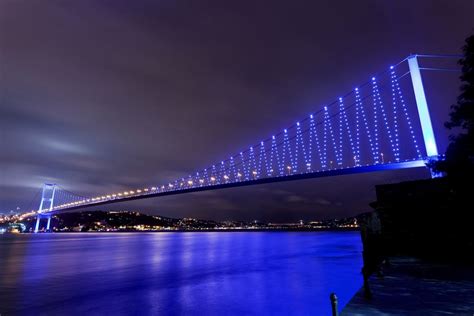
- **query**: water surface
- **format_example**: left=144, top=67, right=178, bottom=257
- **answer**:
left=0, top=232, right=362, bottom=315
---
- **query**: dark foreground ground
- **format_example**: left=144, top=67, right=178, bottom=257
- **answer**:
left=342, top=257, right=474, bottom=315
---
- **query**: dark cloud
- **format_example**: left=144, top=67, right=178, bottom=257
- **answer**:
left=314, top=198, right=331, bottom=206
left=1, top=0, right=473, bottom=221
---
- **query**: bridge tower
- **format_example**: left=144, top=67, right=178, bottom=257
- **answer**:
left=407, top=55, right=440, bottom=177
left=34, top=183, right=56, bottom=233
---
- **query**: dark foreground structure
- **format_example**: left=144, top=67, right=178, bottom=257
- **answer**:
left=342, top=177, right=474, bottom=315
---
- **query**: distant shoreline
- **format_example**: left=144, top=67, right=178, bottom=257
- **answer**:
left=3, top=210, right=359, bottom=234
left=21, top=227, right=359, bottom=234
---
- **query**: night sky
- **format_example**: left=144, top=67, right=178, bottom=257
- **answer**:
left=1, top=1, right=473, bottom=221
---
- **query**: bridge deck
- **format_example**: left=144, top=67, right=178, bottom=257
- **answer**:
left=48, top=160, right=427, bottom=213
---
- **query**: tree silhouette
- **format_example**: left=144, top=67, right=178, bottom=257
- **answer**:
left=432, top=33, right=474, bottom=177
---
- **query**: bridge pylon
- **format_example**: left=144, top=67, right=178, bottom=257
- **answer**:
left=407, top=55, right=441, bottom=177
left=34, top=183, right=56, bottom=233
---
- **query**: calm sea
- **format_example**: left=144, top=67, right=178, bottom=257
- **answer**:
left=0, top=231, right=362, bottom=315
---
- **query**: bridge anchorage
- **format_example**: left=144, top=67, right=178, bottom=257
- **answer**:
left=31, top=54, right=455, bottom=232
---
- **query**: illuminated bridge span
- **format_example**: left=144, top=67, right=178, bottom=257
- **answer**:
left=30, top=54, right=457, bottom=232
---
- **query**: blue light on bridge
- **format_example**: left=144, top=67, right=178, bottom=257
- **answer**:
left=29, top=54, right=443, bottom=223
left=407, top=55, right=438, bottom=158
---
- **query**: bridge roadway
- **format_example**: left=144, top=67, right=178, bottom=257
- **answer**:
left=48, top=160, right=426, bottom=214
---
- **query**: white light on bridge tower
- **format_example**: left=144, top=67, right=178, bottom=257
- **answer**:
left=34, top=183, right=56, bottom=233
left=407, top=55, right=439, bottom=159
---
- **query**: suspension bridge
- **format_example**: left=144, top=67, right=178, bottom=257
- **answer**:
left=23, top=54, right=459, bottom=232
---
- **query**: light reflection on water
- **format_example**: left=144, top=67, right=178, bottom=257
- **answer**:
left=0, top=232, right=362, bottom=315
